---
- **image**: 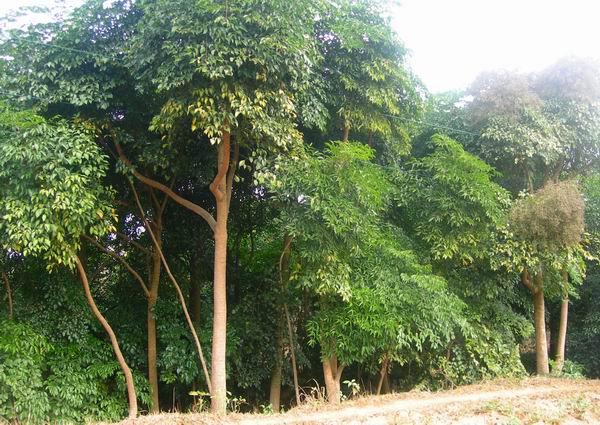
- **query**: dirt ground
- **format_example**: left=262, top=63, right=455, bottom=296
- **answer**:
left=111, top=378, right=600, bottom=425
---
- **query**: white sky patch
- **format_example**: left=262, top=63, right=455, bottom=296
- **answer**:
left=2, top=0, right=600, bottom=93
left=393, top=0, right=600, bottom=93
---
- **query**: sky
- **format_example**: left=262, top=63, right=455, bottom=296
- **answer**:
left=393, top=0, right=600, bottom=92
left=2, top=0, right=600, bottom=93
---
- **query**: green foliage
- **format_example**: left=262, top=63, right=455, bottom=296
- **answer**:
left=396, top=134, right=510, bottom=263
left=1, top=0, right=600, bottom=420
left=550, top=359, right=585, bottom=379
left=0, top=111, right=115, bottom=268
left=270, top=141, right=471, bottom=374
left=270, top=141, right=394, bottom=298
left=129, top=0, right=317, bottom=149
left=316, top=0, right=422, bottom=156
left=0, top=321, right=143, bottom=424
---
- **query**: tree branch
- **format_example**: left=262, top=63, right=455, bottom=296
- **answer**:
left=83, top=235, right=150, bottom=298
left=115, top=232, right=151, bottom=257
left=131, top=183, right=213, bottom=394
left=114, top=140, right=216, bottom=232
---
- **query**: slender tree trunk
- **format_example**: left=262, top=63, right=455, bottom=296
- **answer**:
left=533, top=286, right=550, bottom=375
left=210, top=129, right=234, bottom=414
left=342, top=126, right=350, bottom=143
left=284, top=303, right=301, bottom=406
left=76, top=257, right=138, bottom=418
left=555, top=270, right=569, bottom=373
left=322, top=355, right=344, bottom=404
left=211, top=188, right=229, bottom=413
left=131, top=184, right=212, bottom=396
left=2, top=272, right=13, bottom=320
left=147, top=220, right=162, bottom=413
left=269, top=316, right=284, bottom=411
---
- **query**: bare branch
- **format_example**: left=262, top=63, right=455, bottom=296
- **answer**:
left=83, top=235, right=150, bottom=298
left=114, top=140, right=216, bottom=232
left=115, top=232, right=151, bottom=257
left=131, top=183, right=213, bottom=394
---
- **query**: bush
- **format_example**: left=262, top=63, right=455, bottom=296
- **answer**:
left=0, top=321, right=147, bottom=424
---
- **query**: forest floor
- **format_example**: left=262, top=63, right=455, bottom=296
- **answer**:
left=113, top=378, right=600, bottom=424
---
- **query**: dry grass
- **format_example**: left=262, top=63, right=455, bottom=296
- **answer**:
left=103, top=377, right=600, bottom=425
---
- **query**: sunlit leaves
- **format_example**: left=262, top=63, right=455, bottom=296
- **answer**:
left=397, top=134, right=510, bottom=263
left=0, top=111, right=115, bottom=269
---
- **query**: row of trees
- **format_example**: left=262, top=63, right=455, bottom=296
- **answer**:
left=1, top=0, right=600, bottom=422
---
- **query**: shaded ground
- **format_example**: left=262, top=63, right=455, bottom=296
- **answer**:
left=112, top=378, right=600, bottom=424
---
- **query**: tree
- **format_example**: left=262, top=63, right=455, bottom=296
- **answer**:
left=267, top=142, right=469, bottom=402
left=0, top=109, right=139, bottom=418
left=466, top=59, right=600, bottom=374
left=395, top=134, right=510, bottom=264
left=124, top=0, right=319, bottom=412
left=314, top=0, right=422, bottom=157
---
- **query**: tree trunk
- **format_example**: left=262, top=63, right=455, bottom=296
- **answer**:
left=554, top=270, right=569, bottom=373
left=147, top=225, right=162, bottom=413
left=382, top=370, right=390, bottom=394
left=322, top=355, right=344, bottom=404
left=533, top=287, right=550, bottom=375
left=76, top=256, right=138, bottom=419
left=2, top=272, right=13, bottom=320
left=284, top=303, right=301, bottom=406
left=269, top=315, right=284, bottom=412
left=522, top=268, right=549, bottom=375
left=376, top=355, right=389, bottom=395
left=210, top=130, right=233, bottom=414
left=342, top=126, right=350, bottom=143
left=554, top=297, right=569, bottom=373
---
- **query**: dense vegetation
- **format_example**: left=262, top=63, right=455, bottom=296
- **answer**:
left=0, top=0, right=599, bottom=422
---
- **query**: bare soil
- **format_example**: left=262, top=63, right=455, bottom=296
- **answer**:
left=111, top=378, right=600, bottom=425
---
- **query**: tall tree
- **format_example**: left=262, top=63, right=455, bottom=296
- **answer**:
left=124, top=0, right=319, bottom=412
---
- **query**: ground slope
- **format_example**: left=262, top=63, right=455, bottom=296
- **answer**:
left=115, top=378, right=600, bottom=424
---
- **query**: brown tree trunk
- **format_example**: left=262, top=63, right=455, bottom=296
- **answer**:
left=521, top=269, right=549, bottom=375
left=76, top=256, right=138, bottom=418
left=342, top=126, right=350, bottom=143
left=382, top=371, right=390, bottom=394
left=376, top=355, right=389, bottom=395
left=2, top=272, right=13, bottom=320
left=554, top=270, right=569, bottom=373
left=131, top=184, right=212, bottom=396
left=147, top=216, right=162, bottom=413
left=209, top=129, right=234, bottom=414
left=284, top=303, right=301, bottom=406
left=211, top=195, right=229, bottom=413
left=322, top=355, right=344, bottom=404
left=269, top=316, right=284, bottom=411
left=533, top=286, right=550, bottom=375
